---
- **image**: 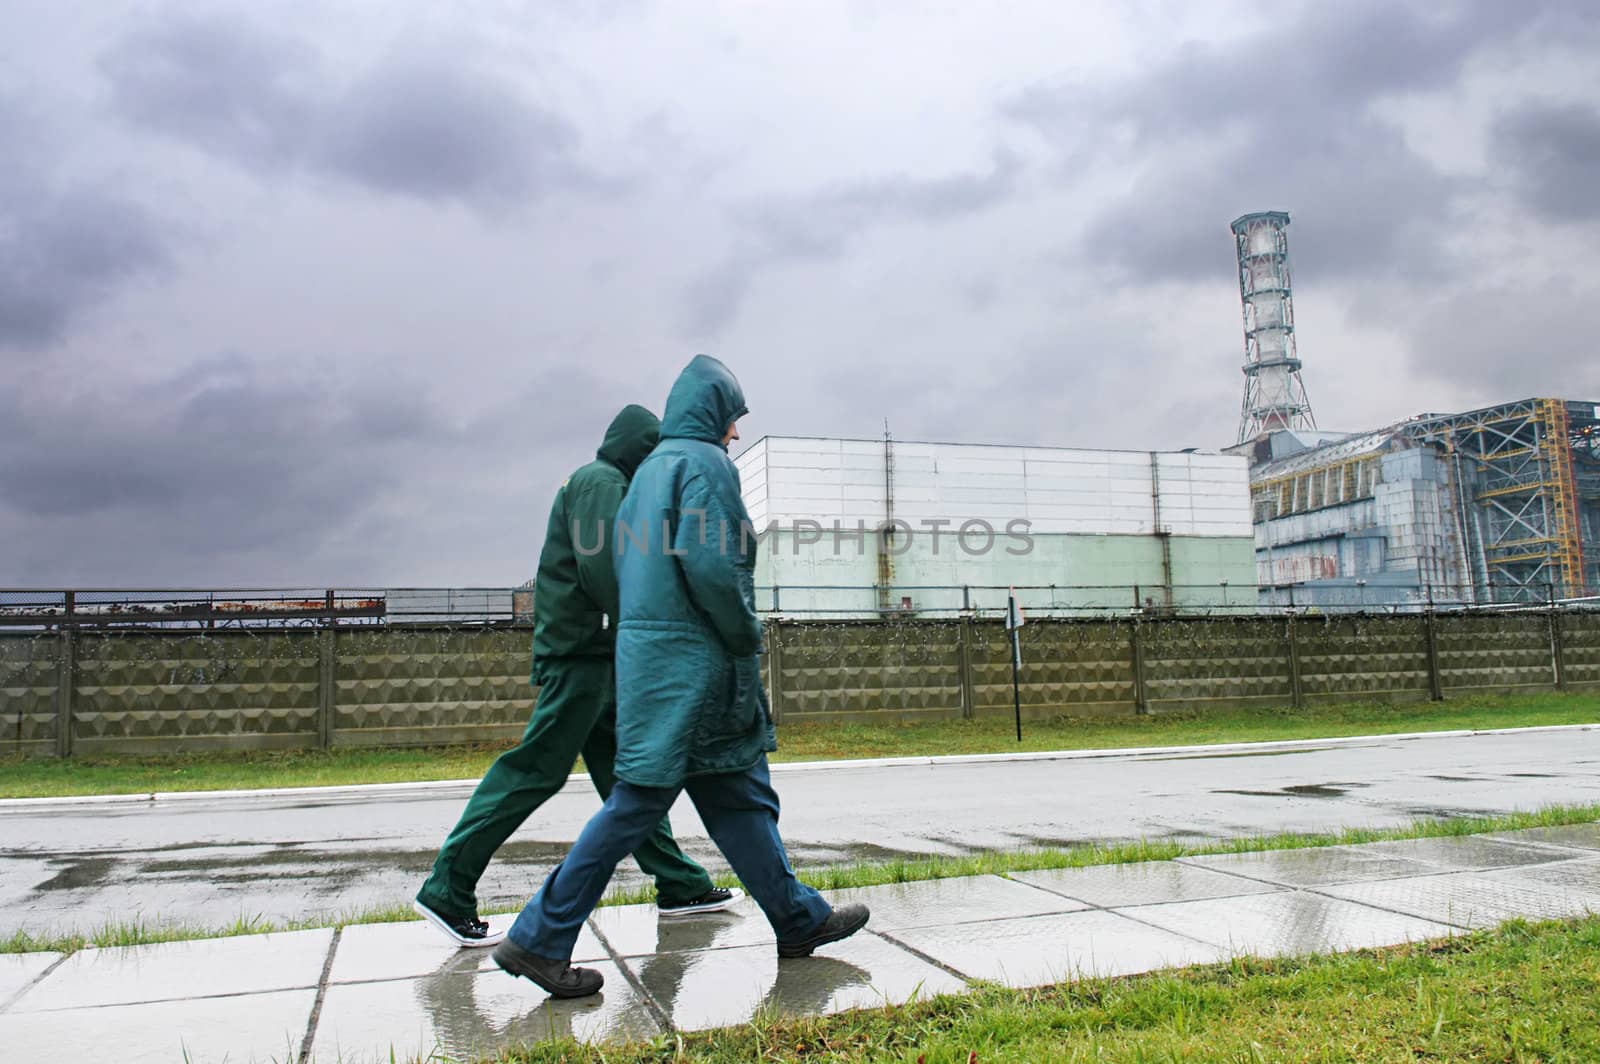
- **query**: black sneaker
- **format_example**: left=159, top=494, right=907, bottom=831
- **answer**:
left=493, top=937, right=604, bottom=998
left=777, top=903, right=870, bottom=958
left=413, top=898, right=505, bottom=948
left=657, top=886, right=744, bottom=918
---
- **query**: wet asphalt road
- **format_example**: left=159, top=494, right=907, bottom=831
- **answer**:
left=3, top=727, right=1598, bottom=936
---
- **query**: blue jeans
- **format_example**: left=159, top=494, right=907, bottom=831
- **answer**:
left=507, top=755, right=831, bottom=959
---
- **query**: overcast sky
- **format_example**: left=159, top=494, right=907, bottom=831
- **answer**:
left=3, top=0, right=1598, bottom=587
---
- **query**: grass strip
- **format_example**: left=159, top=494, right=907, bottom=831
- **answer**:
left=496, top=915, right=1600, bottom=1062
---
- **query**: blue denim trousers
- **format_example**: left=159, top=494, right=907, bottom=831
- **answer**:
left=507, top=754, right=831, bottom=959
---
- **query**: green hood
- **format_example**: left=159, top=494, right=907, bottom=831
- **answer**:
left=596, top=404, right=661, bottom=478
left=660, top=355, right=748, bottom=447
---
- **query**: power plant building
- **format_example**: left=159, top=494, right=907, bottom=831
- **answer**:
left=735, top=436, right=1257, bottom=617
left=1235, top=398, right=1600, bottom=607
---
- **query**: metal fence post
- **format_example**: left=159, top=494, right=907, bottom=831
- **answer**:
left=766, top=621, right=786, bottom=725
left=55, top=590, right=75, bottom=758
left=1422, top=586, right=1444, bottom=701
left=956, top=614, right=975, bottom=719
left=1285, top=609, right=1303, bottom=709
left=1548, top=582, right=1567, bottom=690
left=319, top=590, right=336, bottom=749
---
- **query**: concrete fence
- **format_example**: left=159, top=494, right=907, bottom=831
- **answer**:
left=3, top=611, right=1598, bottom=758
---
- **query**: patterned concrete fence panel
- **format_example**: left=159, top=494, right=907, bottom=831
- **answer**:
left=1435, top=613, right=1558, bottom=692
left=1, top=635, right=61, bottom=758
left=970, top=620, right=1138, bottom=719
left=1294, top=615, right=1433, bottom=702
left=1562, top=611, right=1600, bottom=687
left=71, top=631, right=322, bottom=755
left=768, top=620, right=963, bottom=723
left=1141, top=617, right=1295, bottom=710
left=334, top=628, right=534, bottom=747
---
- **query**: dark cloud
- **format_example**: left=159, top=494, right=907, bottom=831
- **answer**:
left=1492, top=101, right=1600, bottom=220
left=0, top=94, right=173, bottom=352
left=1406, top=281, right=1600, bottom=397
left=98, top=13, right=317, bottom=170
left=685, top=151, right=1022, bottom=335
left=1006, top=1, right=1590, bottom=284
left=314, top=61, right=582, bottom=207
left=99, top=13, right=591, bottom=210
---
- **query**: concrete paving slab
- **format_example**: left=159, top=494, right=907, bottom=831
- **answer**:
left=625, top=932, right=965, bottom=1032
left=1480, top=855, right=1600, bottom=902
left=591, top=896, right=774, bottom=957
left=1010, top=861, right=1285, bottom=908
left=309, top=960, right=659, bottom=1062
left=823, top=874, right=1090, bottom=931
left=329, top=918, right=606, bottom=984
left=1120, top=891, right=1461, bottom=957
left=1488, top=822, right=1600, bottom=854
left=0, top=952, right=62, bottom=1009
left=1322, top=871, right=1600, bottom=928
left=889, top=909, right=1227, bottom=987
left=1177, top=846, right=1440, bottom=888
left=0, top=987, right=314, bottom=1063
left=13, top=928, right=332, bottom=1012
left=1349, top=835, right=1581, bottom=872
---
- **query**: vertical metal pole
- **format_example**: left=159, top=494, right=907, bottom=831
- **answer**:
left=1548, top=581, right=1567, bottom=690
left=1423, top=585, right=1444, bottom=702
left=771, top=585, right=781, bottom=614
left=956, top=615, right=975, bottom=720
left=1286, top=610, right=1303, bottom=710
left=1011, top=639, right=1023, bottom=742
left=55, top=590, right=75, bottom=758
left=318, top=590, right=336, bottom=750
left=766, top=621, right=786, bottom=725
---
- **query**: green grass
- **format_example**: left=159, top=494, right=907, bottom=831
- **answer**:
left=496, top=915, right=1600, bottom=1062
left=6, top=803, right=1596, bottom=958
left=2, top=691, right=1595, bottom=799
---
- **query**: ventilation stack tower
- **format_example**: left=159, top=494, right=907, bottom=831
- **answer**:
left=1232, top=211, right=1316, bottom=443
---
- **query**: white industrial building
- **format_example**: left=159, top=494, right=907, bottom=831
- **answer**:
left=734, top=436, right=1257, bottom=617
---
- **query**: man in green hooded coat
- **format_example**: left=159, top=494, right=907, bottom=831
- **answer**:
left=414, top=403, right=738, bottom=947
left=492, top=356, right=869, bottom=997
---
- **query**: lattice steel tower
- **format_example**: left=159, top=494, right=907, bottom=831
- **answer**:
left=1232, top=211, right=1316, bottom=443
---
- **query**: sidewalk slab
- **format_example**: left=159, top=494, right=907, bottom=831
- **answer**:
left=1010, top=860, right=1284, bottom=908
left=0, top=988, right=313, bottom=1064
left=1348, top=834, right=1582, bottom=872
left=624, top=931, right=965, bottom=1032
left=309, top=960, right=659, bottom=1063
left=822, top=874, right=1090, bottom=932
left=0, top=952, right=62, bottom=1007
left=1176, top=845, right=1440, bottom=888
left=590, top=897, right=774, bottom=957
left=10, top=928, right=333, bottom=1012
left=1488, top=823, right=1600, bottom=853
left=888, top=909, right=1227, bottom=986
left=1322, top=870, right=1600, bottom=928
left=1118, top=890, right=1462, bottom=956
left=329, top=919, right=606, bottom=985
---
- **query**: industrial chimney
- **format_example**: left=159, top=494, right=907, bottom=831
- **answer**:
left=1232, top=211, right=1316, bottom=443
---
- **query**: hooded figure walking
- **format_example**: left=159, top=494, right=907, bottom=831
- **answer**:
left=413, top=404, right=739, bottom=947
left=493, top=355, right=869, bottom=996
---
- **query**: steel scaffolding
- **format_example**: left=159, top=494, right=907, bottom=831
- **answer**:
left=1232, top=211, right=1316, bottom=443
left=1404, top=398, right=1599, bottom=599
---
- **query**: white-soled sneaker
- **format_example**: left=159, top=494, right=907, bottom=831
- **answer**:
left=657, top=886, right=744, bottom=917
left=414, top=898, right=507, bottom=948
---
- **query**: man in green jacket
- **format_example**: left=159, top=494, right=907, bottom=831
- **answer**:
left=414, top=403, right=737, bottom=947
left=491, top=356, right=869, bottom=997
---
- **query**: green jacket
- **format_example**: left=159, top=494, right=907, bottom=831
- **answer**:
left=613, top=355, right=773, bottom=788
left=530, top=405, right=661, bottom=666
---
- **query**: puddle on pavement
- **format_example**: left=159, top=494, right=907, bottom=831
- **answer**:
left=1212, top=782, right=1370, bottom=800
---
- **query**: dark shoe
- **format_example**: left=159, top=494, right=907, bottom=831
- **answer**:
left=413, top=898, right=505, bottom=949
left=658, top=886, right=744, bottom=917
left=492, top=937, right=604, bottom=998
left=777, top=903, right=870, bottom=958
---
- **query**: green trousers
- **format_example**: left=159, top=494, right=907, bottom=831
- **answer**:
left=416, top=656, right=713, bottom=916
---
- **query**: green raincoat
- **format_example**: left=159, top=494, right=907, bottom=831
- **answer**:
left=612, top=355, right=774, bottom=788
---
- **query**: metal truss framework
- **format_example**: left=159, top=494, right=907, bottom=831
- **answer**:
left=1404, top=398, right=1600, bottom=600
left=1233, top=211, right=1317, bottom=443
